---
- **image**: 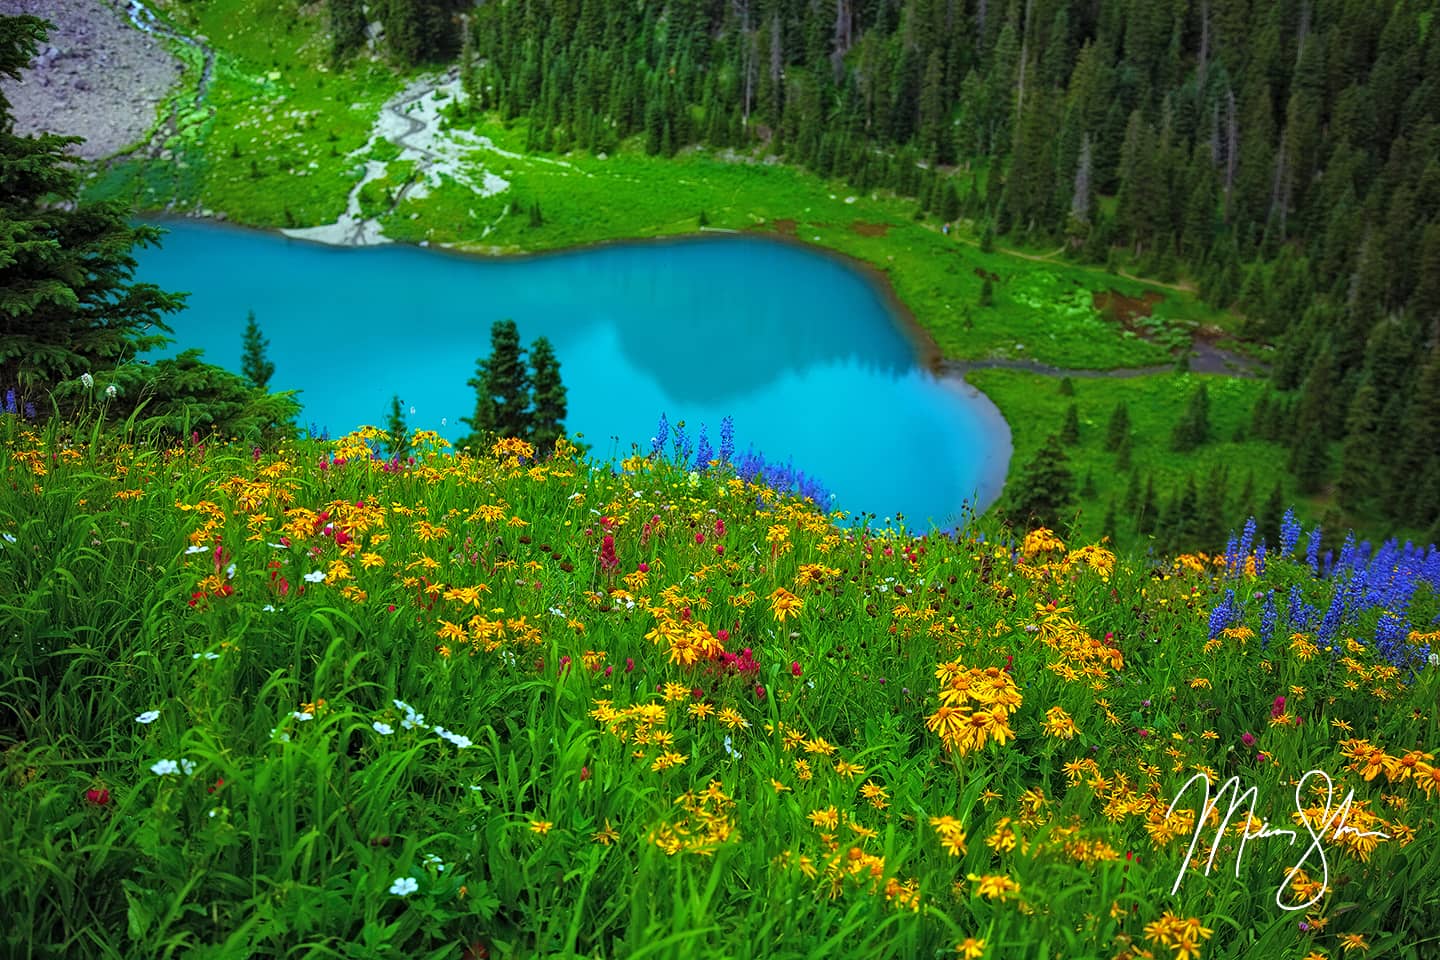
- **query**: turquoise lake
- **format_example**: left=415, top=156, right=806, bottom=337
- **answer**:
left=132, top=219, right=1010, bottom=529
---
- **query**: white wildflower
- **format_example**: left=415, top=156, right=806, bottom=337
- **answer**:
left=388, top=877, right=418, bottom=897
left=1, top=533, right=15, bottom=544
left=291, top=711, right=314, bottom=722
left=184, top=545, right=207, bottom=555
left=150, top=759, right=178, bottom=776
left=105, top=384, right=117, bottom=399
left=179, top=758, right=196, bottom=775
left=302, top=570, right=326, bottom=583
left=135, top=710, right=160, bottom=724
left=80, top=372, right=94, bottom=389
left=372, top=721, right=394, bottom=736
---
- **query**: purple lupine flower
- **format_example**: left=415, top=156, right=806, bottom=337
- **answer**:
left=3, top=388, right=15, bottom=415
left=1317, top=587, right=1346, bottom=648
left=1239, top=517, right=1256, bottom=562
left=1339, top=532, right=1359, bottom=572
left=1255, top=541, right=1267, bottom=576
left=1224, top=534, right=1240, bottom=577
left=694, top=424, right=713, bottom=470
left=1279, top=508, right=1301, bottom=557
left=719, top=416, right=734, bottom=464
left=22, top=401, right=36, bottom=420
left=1306, top=526, right=1322, bottom=575
left=1287, top=584, right=1314, bottom=631
left=671, top=419, right=690, bottom=466
left=652, top=413, right=669, bottom=456
left=1259, top=589, right=1277, bottom=648
left=1208, top=589, right=1238, bottom=640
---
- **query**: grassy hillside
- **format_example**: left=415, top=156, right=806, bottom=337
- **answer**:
left=2, top=417, right=1437, bottom=957
left=86, top=0, right=1236, bottom=373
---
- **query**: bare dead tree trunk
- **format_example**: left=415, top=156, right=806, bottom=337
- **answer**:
left=1015, top=0, right=1034, bottom=113
left=831, top=0, right=852, bottom=80
left=1272, top=127, right=1292, bottom=238
left=1071, top=132, right=1093, bottom=225
left=770, top=12, right=782, bottom=86
left=1224, top=87, right=1238, bottom=223
left=735, top=0, right=753, bottom=125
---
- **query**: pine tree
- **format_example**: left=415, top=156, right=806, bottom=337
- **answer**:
left=0, top=15, right=184, bottom=413
left=1060, top=403, right=1081, bottom=445
left=1105, top=401, right=1131, bottom=451
left=328, top=0, right=368, bottom=64
left=527, top=336, right=567, bottom=454
left=385, top=394, right=408, bottom=460
left=1007, top=434, right=1076, bottom=532
left=460, top=319, right=532, bottom=448
left=1170, top=383, right=1212, bottom=451
left=240, top=312, right=275, bottom=390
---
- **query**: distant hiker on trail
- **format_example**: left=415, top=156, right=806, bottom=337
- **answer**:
left=942, top=223, right=951, bottom=236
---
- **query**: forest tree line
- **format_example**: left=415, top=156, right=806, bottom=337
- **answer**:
left=332, top=0, right=1440, bottom=541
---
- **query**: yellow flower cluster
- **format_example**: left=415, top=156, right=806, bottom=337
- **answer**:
left=650, top=781, right=736, bottom=856
left=926, top=659, right=1021, bottom=756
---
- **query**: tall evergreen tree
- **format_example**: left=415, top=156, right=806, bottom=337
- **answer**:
left=1170, top=383, right=1212, bottom=452
left=1006, top=434, right=1076, bottom=532
left=1104, top=401, right=1131, bottom=451
left=1060, top=402, right=1081, bottom=445
left=385, top=394, right=408, bottom=460
left=460, top=319, right=531, bottom=448
left=241, top=312, right=275, bottom=390
left=527, top=336, right=567, bottom=454
left=0, top=15, right=183, bottom=413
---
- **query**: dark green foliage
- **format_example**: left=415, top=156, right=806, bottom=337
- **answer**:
left=0, top=16, right=181, bottom=413
left=1007, top=434, right=1075, bottom=533
left=1104, top=401, right=1130, bottom=452
left=0, top=15, right=296, bottom=441
left=1170, top=384, right=1211, bottom=452
left=380, top=0, right=460, bottom=66
left=460, top=319, right=531, bottom=449
left=978, top=277, right=994, bottom=307
left=327, top=0, right=367, bottom=64
left=241, top=312, right=275, bottom=390
left=527, top=335, right=567, bottom=454
left=1060, top=403, right=1080, bottom=445
left=101, top=349, right=300, bottom=441
left=385, top=394, right=408, bottom=459
left=697, top=210, right=709, bottom=228
left=1058, top=377, right=1074, bottom=397
left=528, top=201, right=544, bottom=228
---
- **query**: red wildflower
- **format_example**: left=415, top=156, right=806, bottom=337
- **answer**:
left=84, top=788, right=110, bottom=806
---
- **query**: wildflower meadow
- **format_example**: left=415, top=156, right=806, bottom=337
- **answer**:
left=1, top=416, right=1438, bottom=959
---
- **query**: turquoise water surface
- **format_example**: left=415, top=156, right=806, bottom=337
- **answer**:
left=132, top=220, right=1010, bottom=529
